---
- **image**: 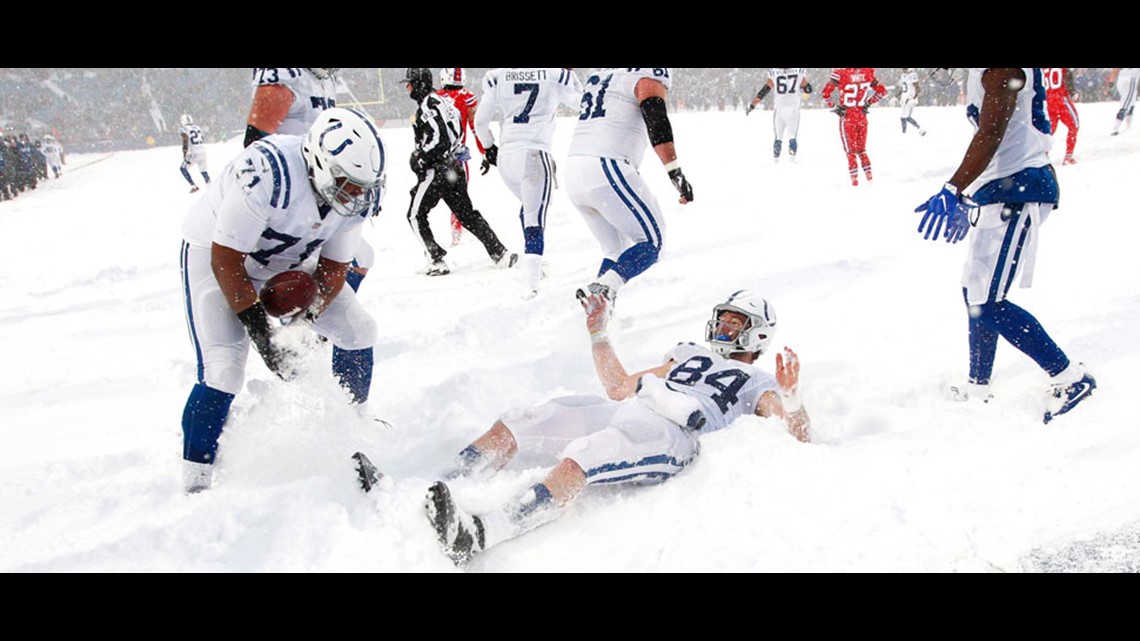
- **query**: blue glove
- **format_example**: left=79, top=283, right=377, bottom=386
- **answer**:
left=915, top=183, right=971, bottom=243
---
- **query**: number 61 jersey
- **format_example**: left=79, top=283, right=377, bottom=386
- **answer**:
left=181, top=135, right=370, bottom=281
left=569, top=68, right=673, bottom=166
left=662, top=342, right=778, bottom=433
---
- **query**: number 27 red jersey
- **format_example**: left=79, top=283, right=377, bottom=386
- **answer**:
left=823, top=68, right=888, bottom=108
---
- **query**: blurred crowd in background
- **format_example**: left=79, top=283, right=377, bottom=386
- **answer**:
left=0, top=68, right=1120, bottom=154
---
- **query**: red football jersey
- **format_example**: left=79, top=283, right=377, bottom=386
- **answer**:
left=436, top=87, right=484, bottom=152
left=822, top=68, right=888, bottom=109
left=1041, top=67, right=1072, bottom=105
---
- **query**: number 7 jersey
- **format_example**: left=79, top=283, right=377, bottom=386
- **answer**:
left=569, top=68, right=673, bottom=166
left=476, top=68, right=583, bottom=152
left=662, top=342, right=777, bottom=432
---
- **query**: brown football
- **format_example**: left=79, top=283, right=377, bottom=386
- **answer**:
left=260, top=270, right=318, bottom=317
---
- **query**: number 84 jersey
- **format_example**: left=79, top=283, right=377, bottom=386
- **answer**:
left=662, top=342, right=777, bottom=433
left=569, top=68, right=673, bottom=166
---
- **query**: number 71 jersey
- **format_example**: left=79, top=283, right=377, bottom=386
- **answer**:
left=569, top=68, right=673, bottom=166
left=662, top=342, right=777, bottom=432
left=181, top=135, right=367, bottom=281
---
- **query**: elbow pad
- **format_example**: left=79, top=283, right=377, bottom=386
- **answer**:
left=803, top=82, right=813, bottom=94
left=756, top=85, right=771, bottom=100
left=639, top=96, right=674, bottom=146
left=243, top=124, right=269, bottom=148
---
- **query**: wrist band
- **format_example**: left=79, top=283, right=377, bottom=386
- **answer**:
left=780, top=391, right=802, bottom=412
left=590, top=331, right=609, bottom=345
left=664, top=160, right=681, bottom=172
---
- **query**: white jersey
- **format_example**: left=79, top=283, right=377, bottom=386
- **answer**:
left=899, top=71, right=920, bottom=102
left=251, top=68, right=337, bottom=135
left=1117, top=68, right=1140, bottom=81
left=661, top=342, right=777, bottom=433
left=180, top=123, right=206, bottom=153
left=568, top=68, right=673, bottom=165
left=768, top=68, right=807, bottom=110
left=41, top=139, right=63, bottom=165
left=964, top=68, right=1052, bottom=192
left=475, top=68, right=583, bottom=153
left=182, top=134, right=367, bottom=281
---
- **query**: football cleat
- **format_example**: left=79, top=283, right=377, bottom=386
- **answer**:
left=352, top=451, right=382, bottom=493
left=1044, top=366, right=1096, bottom=424
left=425, top=481, right=485, bottom=566
left=493, top=251, right=519, bottom=269
left=576, top=282, right=617, bottom=315
left=425, top=259, right=450, bottom=276
left=949, top=381, right=993, bottom=403
left=183, top=461, right=213, bottom=494
left=189, top=185, right=200, bottom=194
left=1062, top=155, right=1077, bottom=165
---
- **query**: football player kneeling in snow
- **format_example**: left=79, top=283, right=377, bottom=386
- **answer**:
left=179, top=107, right=385, bottom=493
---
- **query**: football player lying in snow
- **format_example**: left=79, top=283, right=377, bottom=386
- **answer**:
left=179, top=107, right=386, bottom=494
left=419, top=288, right=811, bottom=565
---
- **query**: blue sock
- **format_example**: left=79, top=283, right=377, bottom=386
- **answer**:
left=345, top=269, right=365, bottom=293
left=202, top=171, right=211, bottom=184
left=789, top=139, right=798, bottom=155
left=612, top=242, right=659, bottom=282
left=523, top=226, right=544, bottom=255
left=597, top=258, right=618, bottom=279
left=972, top=295, right=1070, bottom=377
left=966, top=303, right=999, bottom=385
left=514, top=483, right=554, bottom=520
left=182, top=383, right=234, bottom=463
left=332, top=346, right=373, bottom=404
left=180, top=166, right=195, bottom=186
left=773, top=139, right=782, bottom=158
left=901, top=118, right=907, bottom=133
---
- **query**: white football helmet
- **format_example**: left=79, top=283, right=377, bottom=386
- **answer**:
left=440, top=68, right=466, bottom=87
left=301, top=107, right=386, bottom=218
left=307, top=68, right=339, bottom=80
left=705, top=290, right=777, bottom=356
left=179, top=114, right=193, bottom=127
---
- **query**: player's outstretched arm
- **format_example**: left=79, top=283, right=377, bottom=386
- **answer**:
left=580, top=292, right=669, bottom=400
left=757, top=347, right=811, bottom=442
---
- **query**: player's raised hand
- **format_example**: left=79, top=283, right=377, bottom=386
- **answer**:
left=775, top=347, right=800, bottom=396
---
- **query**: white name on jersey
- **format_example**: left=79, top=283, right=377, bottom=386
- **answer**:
left=504, top=69, right=549, bottom=82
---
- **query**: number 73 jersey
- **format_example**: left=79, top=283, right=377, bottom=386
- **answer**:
left=569, top=68, right=673, bottom=166
left=181, top=135, right=367, bottom=281
left=661, top=342, right=778, bottom=432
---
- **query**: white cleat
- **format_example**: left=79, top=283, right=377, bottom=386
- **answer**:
left=1044, top=364, right=1096, bottom=424
left=948, top=381, right=993, bottom=403
left=183, top=460, right=213, bottom=494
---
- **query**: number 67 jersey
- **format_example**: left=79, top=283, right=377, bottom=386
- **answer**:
left=662, top=342, right=778, bottom=433
left=569, top=68, right=673, bottom=166
left=181, top=135, right=370, bottom=281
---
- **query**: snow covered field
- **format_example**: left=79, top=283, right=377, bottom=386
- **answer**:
left=1, top=101, right=1137, bottom=572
